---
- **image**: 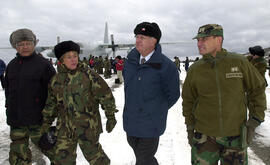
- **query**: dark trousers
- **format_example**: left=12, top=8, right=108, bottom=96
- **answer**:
left=127, top=135, right=159, bottom=165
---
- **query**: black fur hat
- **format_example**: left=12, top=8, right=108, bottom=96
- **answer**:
left=134, top=22, right=162, bottom=43
left=54, top=40, right=80, bottom=60
left=249, top=46, right=265, bottom=57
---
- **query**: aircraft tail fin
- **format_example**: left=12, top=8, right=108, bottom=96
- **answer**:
left=57, top=36, right=60, bottom=44
left=104, top=22, right=109, bottom=44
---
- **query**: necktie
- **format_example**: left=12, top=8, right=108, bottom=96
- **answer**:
left=141, top=58, right=146, bottom=64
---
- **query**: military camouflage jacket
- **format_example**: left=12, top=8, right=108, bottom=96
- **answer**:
left=42, top=62, right=117, bottom=137
left=249, top=56, right=267, bottom=78
left=104, top=59, right=111, bottom=70
left=182, top=49, right=266, bottom=137
left=174, top=59, right=180, bottom=68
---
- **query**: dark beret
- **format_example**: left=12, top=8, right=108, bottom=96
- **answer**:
left=134, top=22, right=162, bottom=43
left=249, top=46, right=265, bottom=57
left=54, top=40, right=80, bottom=60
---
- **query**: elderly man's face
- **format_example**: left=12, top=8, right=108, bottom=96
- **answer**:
left=135, top=34, right=157, bottom=57
left=15, top=41, right=35, bottom=57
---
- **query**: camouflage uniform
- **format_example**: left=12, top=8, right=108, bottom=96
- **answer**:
left=174, top=57, right=181, bottom=72
left=249, top=56, right=267, bottom=86
left=9, top=125, right=55, bottom=165
left=247, top=55, right=267, bottom=78
left=103, top=57, right=111, bottom=79
left=93, top=57, right=99, bottom=72
left=42, top=62, right=117, bottom=165
left=97, top=56, right=104, bottom=74
left=191, top=134, right=247, bottom=165
left=82, top=57, right=88, bottom=65
left=183, top=24, right=266, bottom=165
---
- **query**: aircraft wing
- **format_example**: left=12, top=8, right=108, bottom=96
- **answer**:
left=98, top=43, right=135, bottom=49
left=0, top=46, right=53, bottom=53
left=0, top=47, right=12, bottom=49
left=35, top=46, right=54, bottom=53
left=160, top=41, right=193, bottom=45
left=98, top=41, right=191, bottom=49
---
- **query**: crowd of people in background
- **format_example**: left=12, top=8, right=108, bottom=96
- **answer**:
left=82, top=54, right=125, bottom=83
left=46, top=53, right=126, bottom=84
left=46, top=53, right=201, bottom=80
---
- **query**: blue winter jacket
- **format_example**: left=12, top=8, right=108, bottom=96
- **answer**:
left=0, top=59, right=6, bottom=76
left=123, top=44, right=180, bottom=138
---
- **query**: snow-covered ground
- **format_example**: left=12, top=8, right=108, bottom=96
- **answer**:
left=0, top=64, right=269, bottom=165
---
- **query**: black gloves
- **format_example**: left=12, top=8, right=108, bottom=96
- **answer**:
left=38, top=126, right=57, bottom=151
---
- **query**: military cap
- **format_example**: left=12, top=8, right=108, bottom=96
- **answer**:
left=134, top=22, right=162, bottom=43
left=193, top=24, right=223, bottom=39
left=54, top=40, right=80, bottom=60
left=249, top=45, right=265, bottom=57
left=10, top=28, right=37, bottom=48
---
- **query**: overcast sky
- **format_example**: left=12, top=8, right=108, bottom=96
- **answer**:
left=0, top=0, right=270, bottom=59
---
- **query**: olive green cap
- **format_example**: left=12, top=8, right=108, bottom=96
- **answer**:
left=193, top=24, right=223, bottom=39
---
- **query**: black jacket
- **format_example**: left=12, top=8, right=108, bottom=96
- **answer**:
left=5, top=52, right=56, bottom=127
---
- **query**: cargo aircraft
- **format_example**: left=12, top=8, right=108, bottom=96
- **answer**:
left=0, top=22, right=192, bottom=60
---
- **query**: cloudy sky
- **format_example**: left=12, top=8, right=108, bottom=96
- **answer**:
left=0, top=0, right=270, bottom=60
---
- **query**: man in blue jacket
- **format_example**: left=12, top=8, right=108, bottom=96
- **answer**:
left=123, top=22, right=180, bottom=165
left=0, top=58, right=6, bottom=89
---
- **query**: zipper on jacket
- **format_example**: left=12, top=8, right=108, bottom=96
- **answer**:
left=214, top=60, right=224, bottom=136
left=64, top=74, right=73, bottom=138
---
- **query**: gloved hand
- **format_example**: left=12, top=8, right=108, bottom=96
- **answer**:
left=38, top=126, right=57, bottom=151
left=106, top=116, right=117, bottom=133
left=246, top=118, right=260, bottom=145
left=186, top=125, right=194, bottom=146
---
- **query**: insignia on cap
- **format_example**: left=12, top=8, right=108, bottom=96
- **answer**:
left=142, top=28, right=145, bottom=31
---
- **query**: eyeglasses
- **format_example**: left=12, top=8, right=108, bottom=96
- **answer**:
left=16, top=42, right=34, bottom=48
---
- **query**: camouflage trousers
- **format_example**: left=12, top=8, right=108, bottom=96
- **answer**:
left=191, top=132, right=247, bottom=165
left=97, top=67, right=103, bottom=74
left=53, top=127, right=110, bottom=165
left=9, top=125, right=55, bottom=165
left=104, top=68, right=111, bottom=79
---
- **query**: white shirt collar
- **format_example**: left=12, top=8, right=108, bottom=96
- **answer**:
left=140, top=50, right=154, bottom=64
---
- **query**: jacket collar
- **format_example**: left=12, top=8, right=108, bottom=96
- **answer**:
left=57, top=61, right=86, bottom=74
left=253, top=56, right=265, bottom=62
left=202, top=48, right=228, bottom=68
left=16, top=51, right=37, bottom=60
left=202, top=48, right=228, bottom=61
